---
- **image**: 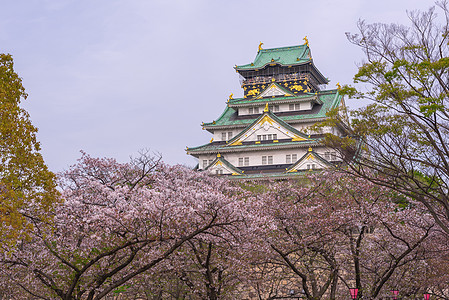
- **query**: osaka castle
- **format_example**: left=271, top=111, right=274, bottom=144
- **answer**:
left=186, top=39, right=349, bottom=179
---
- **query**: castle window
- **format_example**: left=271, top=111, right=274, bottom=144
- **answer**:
left=248, top=107, right=260, bottom=114
left=286, top=154, right=297, bottom=164
left=258, top=134, right=277, bottom=141
left=209, top=159, right=213, bottom=165
left=239, top=157, right=249, bottom=166
left=325, top=151, right=337, bottom=161
left=269, top=105, right=279, bottom=112
left=307, top=164, right=316, bottom=170
left=263, top=156, right=273, bottom=165
left=331, top=152, right=337, bottom=161
left=222, top=132, right=227, bottom=141
left=215, top=169, right=223, bottom=175
left=289, top=103, right=301, bottom=111
left=203, top=160, right=208, bottom=168
left=228, top=132, right=233, bottom=139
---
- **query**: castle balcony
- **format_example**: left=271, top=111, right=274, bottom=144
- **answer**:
left=240, top=73, right=323, bottom=91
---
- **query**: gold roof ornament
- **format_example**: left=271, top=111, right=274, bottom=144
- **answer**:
left=229, top=93, right=234, bottom=100
left=217, top=153, right=221, bottom=157
left=210, top=138, right=214, bottom=143
left=336, top=82, right=342, bottom=90
left=264, top=103, right=269, bottom=112
left=258, top=41, right=263, bottom=52
left=308, top=147, right=313, bottom=152
left=303, top=36, right=309, bottom=47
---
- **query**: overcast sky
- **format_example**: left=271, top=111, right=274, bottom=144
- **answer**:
left=0, top=0, right=436, bottom=172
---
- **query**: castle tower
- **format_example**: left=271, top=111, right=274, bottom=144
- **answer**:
left=186, top=40, right=349, bottom=179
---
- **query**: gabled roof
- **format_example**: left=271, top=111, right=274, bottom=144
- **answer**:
left=204, top=154, right=243, bottom=175
left=204, top=89, right=342, bottom=129
left=226, top=107, right=311, bottom=147
left=186, top=139, right=319, bottom=155
left=255, top=82, right=294, bottom=99
left=227, top=170, right=318, bottom=180
left=228, top=93, right=322, bottom=108
left=286, top=148, right=331, bottom=173
left=235, top=45, right=311, bottom=71
left=188, top=107, right=324, bottom=156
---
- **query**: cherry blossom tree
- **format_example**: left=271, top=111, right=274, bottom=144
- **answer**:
left=247, top=173, right=438, bottom=300
left=0, top=151, right=247, bottom=299
left=118, top=234, right=254, bottom=299
left=0, top=151, right=445, bottom=299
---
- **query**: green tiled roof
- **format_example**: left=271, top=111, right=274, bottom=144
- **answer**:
left=236, top=45, right=310, bottom=70
left=228, top=93, right=320, bottom=106
left=204, top=90, right=341, bottom=128
left=187, top=139, right=319, bottom=153
left=228, top=169, right=320, bottom=180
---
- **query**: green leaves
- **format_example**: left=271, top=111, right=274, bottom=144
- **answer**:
left=324, top=2, right=449, bottom=238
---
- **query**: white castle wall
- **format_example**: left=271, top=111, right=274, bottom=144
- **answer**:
left=197, top=146, right=340, bottom=170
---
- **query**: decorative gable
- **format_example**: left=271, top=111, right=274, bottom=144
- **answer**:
left=205, top=154, right=243, bottom=175
left=256, top=83, right=294, bottom=99
left=286, top=149, right=330, bottom=172
left=227, top=109, right=311, bottom=146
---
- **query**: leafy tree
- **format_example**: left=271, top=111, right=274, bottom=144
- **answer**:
left=0, top=54, right=58, bottom=244
left=321, top=2, right=449, bottom=235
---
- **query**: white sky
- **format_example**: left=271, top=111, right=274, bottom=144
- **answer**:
left=0, top=0, right=436, bottom=171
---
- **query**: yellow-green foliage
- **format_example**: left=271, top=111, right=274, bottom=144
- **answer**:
left=0, top=54, right=58, bottom=246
